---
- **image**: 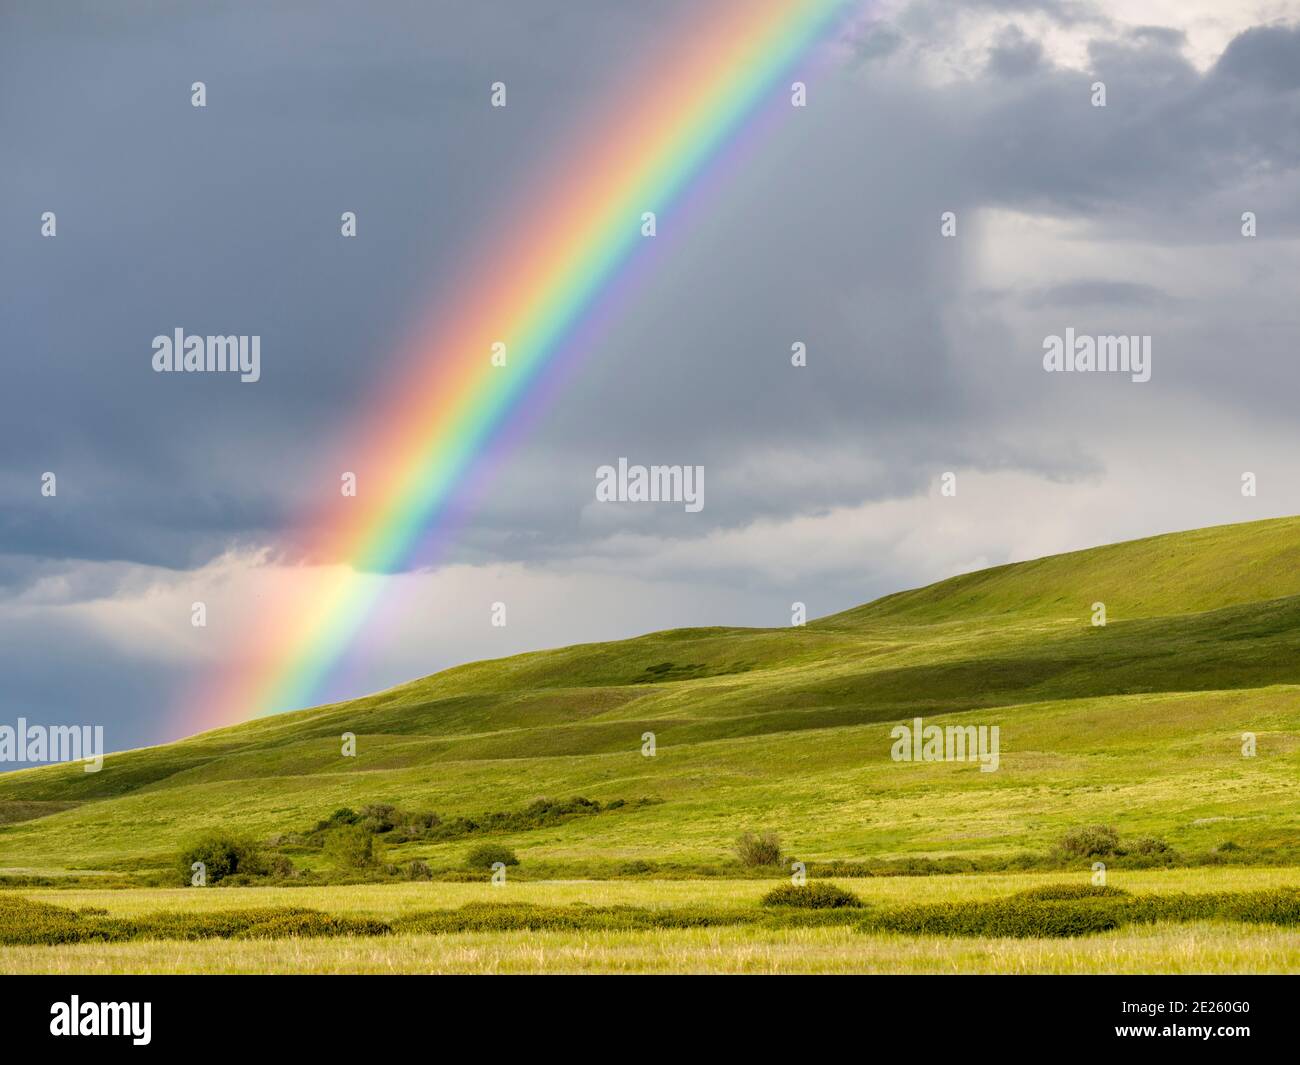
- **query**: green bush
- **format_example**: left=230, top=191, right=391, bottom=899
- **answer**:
left=1118, top=889, right=1300, bottom=927
left=176, top=832, right=264, bottom=885
left=300, top=795, right=652, bottom=850
left=735, top=830, right=782, bottom=867
left=859, top=887, right=1300, bottom=939
left=267, top=855, right=296, bottom=879
left=312, top=807, right=360, bottom=832
left=0, top=896, right=392, bottom=946
left=1223, top=889, right=1300, bottom=925
left=403, top=860, right=432, bottom=881
left=1014, top=883, right=1130, bottom=901
left=397, top=903, right=758, bottom=935
left=762, top=882, right=863, bottom=909
left=464, top=843, right=519, bottom=870
left=865, top=899, right=1122, bottom=938
left=232, top=912, right=390, bottom=939
left=0, top=896, right=85, bottom=945
left=1056, top=824, right=1120, bottom=858
left=323, top=824, right=381, bottom=869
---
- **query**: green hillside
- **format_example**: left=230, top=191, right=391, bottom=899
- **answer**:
left=2, top=515, right=1299, bottom=879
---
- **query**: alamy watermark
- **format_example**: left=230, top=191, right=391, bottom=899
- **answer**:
left=151, top=328, right=261, bottom=382
left=50, top=997, right=150, bottom=1045
left=595, top=458, right=704, bottom=512
left=890, top=716, right=1000, bottom=772
left=0, top=718, right=104, bottom=772
left=1042, top=329, right=1151, bottom=383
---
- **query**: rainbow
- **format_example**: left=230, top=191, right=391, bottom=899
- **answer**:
left=186, top=0, right=857, bottom=732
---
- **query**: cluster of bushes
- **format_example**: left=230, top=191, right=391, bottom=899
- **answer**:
left=0, top=895, right=388, bottom=946
left=805, top=856, right=996, bottom=879
left=395, top=901, right=882, bottom=934
left=858, top=886, right=1300, bottom=939
left=231, top=796, right=661, bottom=880
left=0, top=874, right=140, bottom=890
left=174, top=795, right=649, bottom=883
left=1114, top=889, right=1300, bottom=927
left=791, top=827, right=1280, bottom=881
left=1014, top=883, right=1129, bottom=901
left=322, top=823, right=384, bottom=870
left=1053, top=824, right=1177, bottom=865
left=866, top=898, right=1124, bottom=938
left=305, top=796, right=652, bottom=848
left=9, top=883, right=1299, bottom=947
left=3, top=895, right=855, bottom=944
left=463, top=843, right=518, bottom=870
left=395, top=902, right=759, bottom=935
left=169, top=815, right=1283, bottom=889
left=761, top=883, right=863, bottom=909
left=175, top=833, right=296, bottom=886
left=0, top=896, right=95, bottom=946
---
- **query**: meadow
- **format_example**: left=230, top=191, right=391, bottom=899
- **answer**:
left=1, top=516, right=1298, bottom=972
left=2, top=868, right=1299, bottom=973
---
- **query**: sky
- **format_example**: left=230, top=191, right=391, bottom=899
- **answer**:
left=3, top=0, right=1300, bottom=762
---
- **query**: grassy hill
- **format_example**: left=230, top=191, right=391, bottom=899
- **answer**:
left=2, top=515, right=1299, bottom=879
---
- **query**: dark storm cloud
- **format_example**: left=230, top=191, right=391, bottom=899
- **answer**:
left=471, top=13, right=1300, bottom=537
left=0, top=0, right=687, bottom=567
left=1214, top=23, right=1300, bottom=90
left=5, top=0, right=1300, bottom=760
left=4, top=2, right=1300, bottom=577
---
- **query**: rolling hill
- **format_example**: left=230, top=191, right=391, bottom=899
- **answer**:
left=2, top=515, right=1299, bottom=879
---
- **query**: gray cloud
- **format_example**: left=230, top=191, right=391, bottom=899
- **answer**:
left=1214, top=23, right=1300, bottom=89
left=988, top=25, right=1047, bottom=77
left=4, top=1, right=1300, bottom=754
left=1023, top=280, right=1180, bottom=308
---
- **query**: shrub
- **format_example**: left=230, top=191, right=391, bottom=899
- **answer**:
left=176, top=832, right=264, bottom=885
left=0, top=896, right=85, bottom=945
left=267, top=855, right=296, bottom=879
left=1119, top=889, right=1300, bottom=927
left=762, top=882, right=863, bottom=909
left=859, top=887, right=1300, bottom=939
left=735, top=830, right=782, bottom=867
left=865, top=899, right=1122, bottom=938
left=300, top=795, right=649, bottom=848
left=403, top=860, right=432, bottom=881
left=1223, top=889, right=1300, bottom=925
left=464, top=843, right=519, bottom=870
left=1130, top=836, right=1171, bottom=856
left=0, top=896, right=392, bottom=946
left=396, top=903, right=759, bottom=935
left=319, top=811, right=366, bottom=837
left=1014, top=883, right=1130, bottom=901
left=1056, top=824, right=1120, bottom=858
left=359, top=803, right=398, bottom=834
left=323, top=824, right=381, bottom=869
left=232, top=912, right=390, bottom=939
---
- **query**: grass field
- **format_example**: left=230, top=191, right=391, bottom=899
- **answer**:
left=2, top=517, right=1298, bottom=972
left=2, top=868, right=1298, bottom=973
left=8, top=923, right=1299, bottom=975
